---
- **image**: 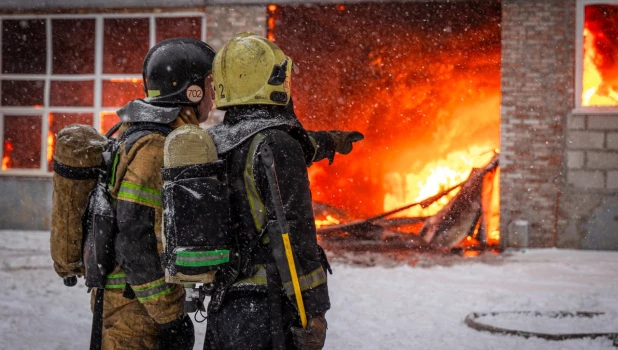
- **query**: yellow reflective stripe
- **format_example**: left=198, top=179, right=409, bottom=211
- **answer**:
left=105, top=272, right=127, bottom=289
left=148, top=90, right=161, bottom=97
left=137, top=285, right=176, bottom=302
left=132, top=277, right=166, bottom=292
left=133, top=277, right=176, bottom=302
left=233, top=265, right=267, bottom=286
left=108, top=152, right=120, bottom=187
left=118, top=181, right=162, bottom=207
left=244, top=133, right=267, bottom=232
left=107, top=273, right=126, bottom=279
left=283, top=267, right=327, bottom=296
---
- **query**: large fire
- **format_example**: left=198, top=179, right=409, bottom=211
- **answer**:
left=271, top=3, right=501, bottom=244
left=582, top=5, right=618, bottom=107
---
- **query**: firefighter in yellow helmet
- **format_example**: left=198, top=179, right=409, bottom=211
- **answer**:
left=204, top=33, right=358, bottom=350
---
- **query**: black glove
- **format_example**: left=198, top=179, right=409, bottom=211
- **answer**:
left=291, top=315, right=328, bottom=350
left=328, top=130, right=364, bottom=155
left=157, top=315, right=195, bottom=350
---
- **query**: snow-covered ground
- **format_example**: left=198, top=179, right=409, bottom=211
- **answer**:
left=1, top=230, right=617, bottom=350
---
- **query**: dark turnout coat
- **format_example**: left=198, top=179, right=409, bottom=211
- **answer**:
left=205, top=106, right=331, bottom=349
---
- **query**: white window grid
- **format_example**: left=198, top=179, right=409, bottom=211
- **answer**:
left=0, top=11, right=207, bottom=177
left=574, top=0, right=618, bottom=114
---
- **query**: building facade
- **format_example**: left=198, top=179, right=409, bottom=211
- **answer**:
left=0, top=0, right=616, bottom=250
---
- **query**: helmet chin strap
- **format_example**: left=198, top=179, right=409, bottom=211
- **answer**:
left=193, top=106, right=202, bottom=123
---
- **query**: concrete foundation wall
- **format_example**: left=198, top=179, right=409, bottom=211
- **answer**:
left=0, top=177, right=52, bottom=230
left=558, top=113, right=618, bottom=250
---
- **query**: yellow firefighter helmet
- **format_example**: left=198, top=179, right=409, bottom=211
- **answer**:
left=213, top=32, right=292, bottom=108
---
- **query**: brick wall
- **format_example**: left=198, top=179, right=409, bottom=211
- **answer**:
left=501, top=0, right=618, bottom=250
left=500, top=0, right=576, bottom=247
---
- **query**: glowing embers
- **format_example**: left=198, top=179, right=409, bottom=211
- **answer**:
left=582, top=5, right=618, bottom=106
left=315, top=215, right=341, bottom=229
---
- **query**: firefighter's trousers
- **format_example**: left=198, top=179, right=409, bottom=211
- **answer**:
left=91, top=288, right=159, bottom=350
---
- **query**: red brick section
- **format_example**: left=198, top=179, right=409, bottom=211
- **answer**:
left=500, top=0, right=575, bottom=247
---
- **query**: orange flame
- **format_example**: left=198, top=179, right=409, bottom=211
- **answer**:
left=582, top=5, right=618, bottom=106
left=273, top=3, right=502, bottom=245
left=383, top=146, right=496, bottom=217
left=99, top=111, right=120, bottom=134
left=47, top=114, right=55, bottom=164
left=2, top=141, right=13, bottom=170
left=109, top=78, right=141, bottom=83
left=315, top=215, right=341, bottom=229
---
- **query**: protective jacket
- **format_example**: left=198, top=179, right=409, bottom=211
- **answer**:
left=91, top=122, right=186, bottom=350
left=205, top=106, right=330, bottom=349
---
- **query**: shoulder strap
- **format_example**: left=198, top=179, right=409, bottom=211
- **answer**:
left=244, top=132, right=268, bottom=233
left=121, top=123, right=172, bottom=154
left=107, top=123, right=172, bottom=187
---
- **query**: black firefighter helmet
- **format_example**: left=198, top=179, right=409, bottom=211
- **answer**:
left=142, top=37, right=216, bottom=107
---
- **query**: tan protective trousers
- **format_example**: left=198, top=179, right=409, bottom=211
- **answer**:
left=91, top=288, right=159, bottom=350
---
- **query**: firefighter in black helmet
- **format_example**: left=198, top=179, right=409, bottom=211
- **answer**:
left=90, top=37, right=215, bottom=350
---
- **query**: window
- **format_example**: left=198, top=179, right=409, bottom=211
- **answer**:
left=576, top=0, right=618, bottom=112
left=0, top=12, right=206, bottom=175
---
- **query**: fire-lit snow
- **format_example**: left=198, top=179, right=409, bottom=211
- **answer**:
left=1, top=230, right=617, bottom=349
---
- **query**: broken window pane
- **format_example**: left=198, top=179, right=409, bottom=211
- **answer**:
left=50, top=80, right=94, bottom=107
left=47, top=112, right=93, bottom=171
left=99, top=111, right=120, bottom=135
left=102, top=79, right=143, bottom=107
left=103, top=18, right=149, bottom=74
left=2, top=115, right=42, bottom=170
left=156, top=17, right=202, bottom=42
left=52, top=19, right=95, bottom=74
left=2, top=19, right=46, bottom=74
left=1, top=80, right=45, bottom=107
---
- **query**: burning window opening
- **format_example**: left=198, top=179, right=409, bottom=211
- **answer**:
left=582, top=4, right=618, bottom=107
left=102, top=79, right=144, bottom=108
left=47, top=114, right=54, bottom=165
left=271, top=2, right=501, bottom=250
left=47, top=113, right=94, bottom=172
left=267, top=4, right=278, bottom=42
left=2, top=141, right=13, bottom=170
left=0, top=13, right=206, bottom=174
left=100, top=111, right=120, bottom=134
left=1, top=115, right=42, bottom=170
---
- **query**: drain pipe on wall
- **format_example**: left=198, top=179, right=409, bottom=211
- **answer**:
left=552, top=174, right=563, bottom=248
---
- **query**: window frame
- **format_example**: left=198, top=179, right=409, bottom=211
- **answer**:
left=574, top=0, right=618, bottom=114
left=0, top=11, right=207, bottom=177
